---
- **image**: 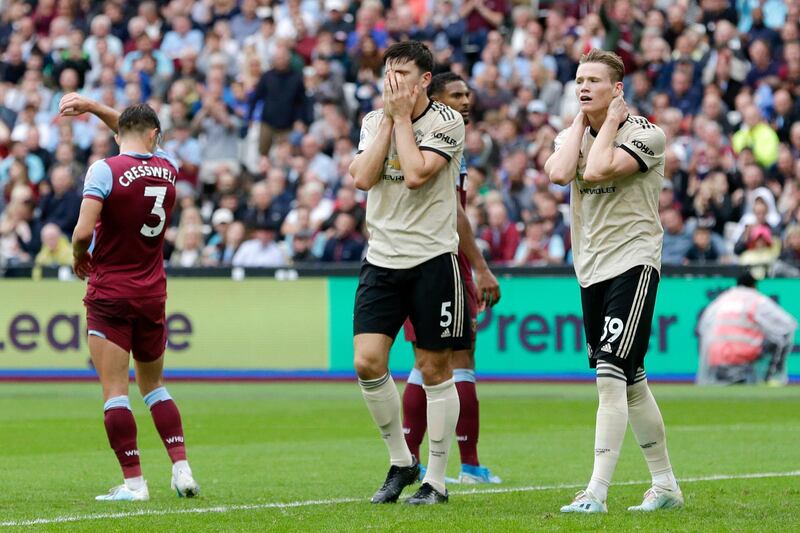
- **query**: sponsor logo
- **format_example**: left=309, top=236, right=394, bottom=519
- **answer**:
left=124, top=450, right=140, bottom=457
left=166, top=436, right=184, bottom=444
left=600, top=343, right=613, bottom=354
left=594, top=448, right=611, bottom=456
left=578, top=185, right=617, bottom=195
left=433, top=132, right=458, bottom=146
left=640, top=441, right=658, bottom=449
left=385, top=158, right=401, bottom=170
left=382, top=175, right=405, bottom=181
left=630, top=139, right=654, bottom=156
left=441, top=327, right=451, bottom=338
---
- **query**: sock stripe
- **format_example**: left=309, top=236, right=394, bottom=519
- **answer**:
left=359, top=373, right=391, bottom=390
left=407, top=368, right=424, bottom=386
left=597, top=363, right=626, bottom=379
left=596, top=373, right=628, bottom=382
left=143, top=387, right=173, bottom=408
left=453, top=368, right=476, bottom=383
left=103, top=396, right=131, bottom=412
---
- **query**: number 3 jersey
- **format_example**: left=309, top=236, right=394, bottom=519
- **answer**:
left=82, top=150, right=178, bottom=300
left=554, top=114, right=666, bottom=288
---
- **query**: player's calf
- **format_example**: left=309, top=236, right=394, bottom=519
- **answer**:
left=144, top=387, right=200, bottom=498
left=100, top=395, right=148, bottom=501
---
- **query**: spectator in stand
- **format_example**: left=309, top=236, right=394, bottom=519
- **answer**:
left=732, top=104, right=781, bottom=168
left=322, top=186, right=365, bottom=232
left=244, top=180, right=285, bottom=230
left=320, top=212, right=364, bottom=262
left=248, top=44, right=307, bottom=156
left=513, top=216, right=564, bottom=266
left=661, top=207, right=693, bottom=265
left=38, top=163, right=80, bottom=235
left=779, top=225, right=800, bottom=265
left=684, top=223, right=722, bottom=265
left=32, top=222, right=71, bottom=280
left=481, top=202, right=520, bottom=264
left=232, top=219, right=287, bottom=267
left=160, top=16, right=204, bottom=60
left=170, top=225, right=205, bottom=268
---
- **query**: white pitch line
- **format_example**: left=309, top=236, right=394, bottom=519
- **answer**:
left=1, top=470, right=798, bottom=528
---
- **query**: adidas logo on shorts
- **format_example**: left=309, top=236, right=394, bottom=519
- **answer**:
left=600, top=343, right=613, bottom=354
left=441, top=328, right=451, bottom=338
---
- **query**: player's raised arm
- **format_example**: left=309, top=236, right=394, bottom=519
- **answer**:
left=349, top=109, right=394, bottom=191
left=544, top=111, right=588, bottom=185
left=582, top=94, right=641, bottom=182
left=59, top=93, right=121, bottom=133
left=388, top=72, right=463, bottom=190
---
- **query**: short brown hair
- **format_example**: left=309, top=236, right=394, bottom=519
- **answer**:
left=579, top=49, right=625, bottom=83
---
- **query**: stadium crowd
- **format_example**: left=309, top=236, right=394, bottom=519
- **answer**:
left=1, top=0, right=800, bottom=273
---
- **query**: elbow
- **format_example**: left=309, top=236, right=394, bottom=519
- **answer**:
left=404, top=173, right=426, bottom=190
left=581, top=168, right=609, bottom=183
left=352, top=174, right=372, bottom=191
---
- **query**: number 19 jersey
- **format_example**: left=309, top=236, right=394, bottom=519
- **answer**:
left=82, top=150, right=178, bottom=300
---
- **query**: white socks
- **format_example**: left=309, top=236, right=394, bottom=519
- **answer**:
left=423, top=378, right=460, bottom=494
left=627, top=378, right=679, bottom=491
left=587, top=371, right=629, bottom=503
left=359, top=373, right=413, bottom=467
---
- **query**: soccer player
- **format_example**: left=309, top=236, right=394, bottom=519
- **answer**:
left=62, top=93, right=200, bottom=501
left=544, top=50, right=683, bottom=513
left=349, top=41, right=467, bottom=505
left=401, top=73, right=502, bottom=484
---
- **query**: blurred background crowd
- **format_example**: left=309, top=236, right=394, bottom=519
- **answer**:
left=1, top=0, right=800, bottom=275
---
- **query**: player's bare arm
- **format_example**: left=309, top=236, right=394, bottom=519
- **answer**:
left=350, top=72, right=396, bottom=191
left=545, top=111, right=588, bottom=185
left=456, top=199, right=500, bottom=306
left=583, top=94, right=639, bottom=182
left=388, top=71, right=449, bottom=190
left=60, top=93, right=121, bottom=133
left=71, top=198, right=103, bottom=280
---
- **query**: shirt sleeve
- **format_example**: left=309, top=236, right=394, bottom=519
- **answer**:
left=82, top=160, right=113, bottom=201
left=418, top=113, right=465, bottom=163
left=618, top=125, right=666, bottom=173
left=356, top=111, right=380, bottom=154
left=155, top=148, right=181, bottom=172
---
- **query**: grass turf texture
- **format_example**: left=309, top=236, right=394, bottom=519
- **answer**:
left=0, top=383, right=798, bottom=532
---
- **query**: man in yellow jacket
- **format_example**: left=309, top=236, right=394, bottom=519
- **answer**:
left=732, top=104, right=780, bottom=168
left=33, top=223, right=73, bottom=280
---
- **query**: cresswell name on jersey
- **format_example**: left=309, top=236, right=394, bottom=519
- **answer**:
left=118, top=163, right=177, bottom=187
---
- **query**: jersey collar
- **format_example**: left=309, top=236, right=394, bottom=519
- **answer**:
left=588, top=113, right=630, bottom=137
left=411, top=99, right=433, bottom=123
left=122, top=151, right=155, bottom=159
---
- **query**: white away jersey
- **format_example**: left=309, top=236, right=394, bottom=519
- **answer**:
left=357, top=101, right=465, bottom=269
left=554, top=114, right=666, bottom=287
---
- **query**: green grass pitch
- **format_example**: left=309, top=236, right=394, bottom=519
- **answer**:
left=0, top=382, right=798, bottom=531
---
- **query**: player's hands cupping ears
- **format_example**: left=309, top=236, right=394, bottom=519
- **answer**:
left=383, top=68, right=418, bottom=120
left=59, top=93, right=93, bottom=117
left=606, top=90, right=628, bottom=124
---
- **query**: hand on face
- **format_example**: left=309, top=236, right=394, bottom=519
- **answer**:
left=382, top=69, right=418, bottom=120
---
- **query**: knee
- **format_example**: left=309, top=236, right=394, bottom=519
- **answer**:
left=417, top=354, right=452, bottom=386
left=353, top=351, right=386, bottom=380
